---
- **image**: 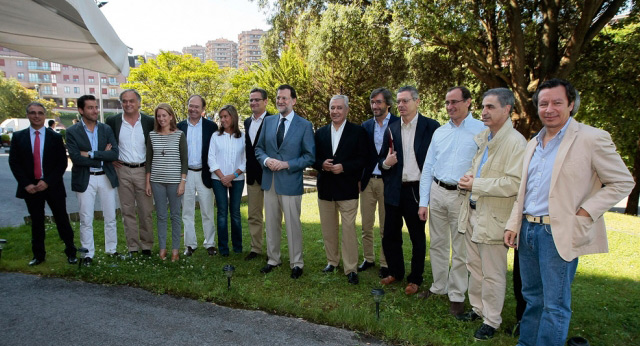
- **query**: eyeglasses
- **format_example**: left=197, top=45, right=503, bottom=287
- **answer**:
left=249, top=98, right=264, bottom=103
left=445, top=99, right=465, bottom=107
left=397, top=98, right=415, bottom=105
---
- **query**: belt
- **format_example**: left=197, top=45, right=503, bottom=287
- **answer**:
left=469, top=201, right=476, bottom=209
left=524, top=214, right=551, bottom=225
left=188, top=167, right=202, bottom=172
left=89, top=171, right=105, bottom=176
left=433, top=177, right=457, bottom=191
left=122, top=162, right=145, bottom=168
left=401, top=181, right=419, bottom=187
left=371, top=174, right=382, bottom=179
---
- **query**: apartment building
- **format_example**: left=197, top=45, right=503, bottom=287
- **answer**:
left=182, top=44, right=206, bottom=62
left=205, top=38, right=238, bottom=68
left=238, top=29, right=265, bottom=70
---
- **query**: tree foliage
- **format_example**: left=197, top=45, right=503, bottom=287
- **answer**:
left=0, top=75, right=58, bottom=121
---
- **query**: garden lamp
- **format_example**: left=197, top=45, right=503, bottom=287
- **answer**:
left=223, top=264, right=235, bottom=290
left=371, top=288, right=385, bottom=320
left=77, top=247, right=89, bottom=269
left=0, top=239, right=6, bottom=260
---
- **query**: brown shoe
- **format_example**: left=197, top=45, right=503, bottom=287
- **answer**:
left=405, top=283, right=419, bottom=295
left=171, top=249, right=179, bottom=262
left=159, top=249, right=167, bottom=260
left=417, top=290, right=436, bottom=299
left=380, top=276, right=397, bottom=285
left=207, top=247, right=218, bottom=256
left=449, top=301, right=465, bottom=316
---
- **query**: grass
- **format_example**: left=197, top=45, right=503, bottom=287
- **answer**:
left=1, top=192, right=638, bottom=346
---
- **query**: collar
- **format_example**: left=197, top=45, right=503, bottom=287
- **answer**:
left=253, top=111, right=267, bottom=121
left=188, top=117, right=203, bottom=127
left=535, top=117, right=572, bottom=144
left=401, top=113, right=419, bottom=128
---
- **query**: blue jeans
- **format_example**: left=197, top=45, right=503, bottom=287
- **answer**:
left=517, top=218, right=578, bottom=346
left=212, top=179, right=244, bottom=255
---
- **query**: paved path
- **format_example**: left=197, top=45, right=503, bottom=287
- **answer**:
left=0, top=272, right=388, bottom=346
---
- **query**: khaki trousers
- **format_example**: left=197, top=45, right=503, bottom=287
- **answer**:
left=428, top=181, right=468, bottom=302
left=264, top=177, right=303, bottom=268
left=247, top=181, right=265, bottom=253
left=115, top=165, right=154, bottom=251
left=318, top=198, right=359, bottom=274
left=359, top=177, right=386, bottom=267
left=466, top=208, right=508, bottom=329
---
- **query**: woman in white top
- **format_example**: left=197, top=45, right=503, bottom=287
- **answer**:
left=208, top=105, right=246, bottom=257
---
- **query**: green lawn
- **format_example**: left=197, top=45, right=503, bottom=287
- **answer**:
left=0, top=193, right=638, bottom=346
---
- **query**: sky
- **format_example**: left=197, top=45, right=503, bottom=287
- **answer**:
left=100, top=0, right=271, bottom=55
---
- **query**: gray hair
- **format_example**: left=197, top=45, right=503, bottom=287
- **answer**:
left=397, top=86, right=419, bottom=100
left=26, top=102, right=46, bottom=114
left=119, top=89, right=141, bottom=102
left=483, top=88, right=515, bottom=114
left=329, top=95, right=349, bottom=108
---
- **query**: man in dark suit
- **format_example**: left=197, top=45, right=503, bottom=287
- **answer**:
left=359, top=88, right=399, bottom=278
left=244, top=88, right=276, bottom=260
left=66, top=95, right=119, bottom=265
left=105, top=89, right=155, bottom=256
left=9, top=102, right=77, bottom=265
left=177, top=95, right=218, bottom=257
left=379, top=86, right=440, bottom=295
left=313, top=95, right=368, bottom=285
left=255, top=84, right=315, bottom=279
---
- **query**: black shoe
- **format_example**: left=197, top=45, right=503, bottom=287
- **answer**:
left=83, top=257, right=93, bottom=267
left=347, top=272, right=359, bottom=285
left=474, top=323, right=496, bottom=340
left=378, top=266, right=389, bottom=278
left=184, top=246, right=195, bottom=256
left=505, top=321, right=520, bottom=337
left=245, top=251, right=259, bottom=260
left=567, top=336, right=590, bottom=346
left=260, top=263, right=280, bottom=274
left=456, top=310, right=481, bottom=322
left=290, top=266, right=303, bottom=279
left=28, top=258, right=45, bottom=266
left=322, top=264, right=336, bottom=273
left=141, top=249, right=152, bottom=256
left=127, top=251, right=139, bottom=258
left=221, top=253, right=229, bottom=257
left=67, top=256, right=78, bottom=265
left=207, top=247, right=218, bottom=256
left=357, top=260, right=375, bottom=272
left=107, top=252, right=120, bottom=257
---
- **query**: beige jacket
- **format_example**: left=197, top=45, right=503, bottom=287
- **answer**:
left=505, top=119, right=635, bottom=261
left=458, top=120, right=527, bottom=245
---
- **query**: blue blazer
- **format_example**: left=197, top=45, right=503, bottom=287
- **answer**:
left=255, top=112, right=315, bottom=196
left=360, top=114, right=399, bottom=191
left=379, top=114, right=440, bottom=207
left=177, top=118, right=218, bottom=188
left=66, top=122, right=120, bottom=192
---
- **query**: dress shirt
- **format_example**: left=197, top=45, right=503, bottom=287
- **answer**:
left=118, top=113, right=146, bottom=164
left=248, top=111, right=266, bottom=145
left=523, top=118, right=572, bottom=216
left=331, top=120, right=346, bottom=155
left=263, top=111, right=295, bottom=166
left=372, top=113, right=391, bottom=176
left=81, top=119, right=102, bottom=172
left=186, top=117, right=203, bottom=169
left=419, top=113, right=484, bottom=206
left=209, top=132, right=246, bottom=181
left=29, top=126, right=45, bottom=179
left=401, top=114, right=421, bottom=182
left=475, top=132, right=493, bottom=178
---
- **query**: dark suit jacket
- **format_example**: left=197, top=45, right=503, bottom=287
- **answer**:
left=66, top=122, right=120, bottom=192
left=313, top=121, right=368, bottom=201
left=244, top=112, right=273, bottom=186
left=105, top=112, right=154, bottom=150
left=177, top=118, right=218, bottom=188
left=379, top=114, right=440, bottom=206
left=360, top=114, right=400, bottom=191
left=9, top=127, right=68, bottom=199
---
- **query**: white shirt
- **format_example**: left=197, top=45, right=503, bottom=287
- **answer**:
left=186, top=117, right=203, bottom=169
left=248, top=111, right=266, bottom=146
left=401, top=114, right=421, bottom=182
left=208, top=132, right=246, bottom=181
left=331, top=120, right=346, bottom=155
left=118, top=113, right=146, bottom=164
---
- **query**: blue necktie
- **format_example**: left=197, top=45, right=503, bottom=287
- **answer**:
left=277, top=118, right=286, bottom=148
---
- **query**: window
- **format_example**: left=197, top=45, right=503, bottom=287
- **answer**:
left=17, top=72, right=24, bottom=80
left=100, top=77, right=107, bottom=84
left=109, top=88, right=117, bottom=97
left=16, top=60, right=23, bottom=67
left=29, top=73, right=38, bottom=82
left=89, top=88, right=95, bottom=94
left=41, top=86, right=52, bottom=95
left=42, top=74, right=50, bottom=82
left=88, top=76, right=94, bottom=83
left=73, top=75, right=79, bottom=82
left=63, top=74, right=69, bottom=82
left=64, top=86, right=70, bottom=94
left=28, top=61, right=38, bottom=69
left=0, top=59, right=4, bottom=66
left=51, top=86, right=57, bottom=95
left=102, top=88, right=107, bottom=95
left=74, top=87, right=80, bottom=94
left=51, top=75, right=57, bottom=83
left=62, top=65, right=69, bottom=70
left=109, top=77, right=116, bottom=84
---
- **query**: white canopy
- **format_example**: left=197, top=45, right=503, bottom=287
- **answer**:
left=0, top=0, right=130, bottom=76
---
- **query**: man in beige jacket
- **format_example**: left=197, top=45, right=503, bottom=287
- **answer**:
left=504, top=79, right=634, bottom=346
left=456, top=88, right=527, bottom=340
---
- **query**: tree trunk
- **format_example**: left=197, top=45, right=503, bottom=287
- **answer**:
left=624, top=135, right=640, bottom=216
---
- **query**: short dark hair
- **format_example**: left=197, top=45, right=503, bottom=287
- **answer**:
left=532, top=78, right=579, bottom=116
left=48, top=119, right=55, bottom=127
left=277, top=84, right=297, bottom=99
left=370, top=88, right=393, bottom=110
left=188, top=95, right=206, bottom=110
left=447, top=86, right=472, bottom=100
left=26, top=102, right=46, bottom=114
left=119, top=89, right=141, bottom=102
left=77, top=94, right=97, bottom=110
left=483, top=88, right=515, bottom=114
left=250, top=88, right=268, bottom=100
left=397, top=86, right=419, bottom=100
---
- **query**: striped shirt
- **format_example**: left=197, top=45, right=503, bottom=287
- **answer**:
left=146, top=130, right=188, bottom=184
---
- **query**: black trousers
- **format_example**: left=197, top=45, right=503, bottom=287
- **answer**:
left=24, top=188, right=76, bottom=260
left=382, top=184, right=426, bottom=285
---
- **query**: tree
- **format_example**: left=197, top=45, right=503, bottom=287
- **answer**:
left=572, top=18, right=640, bottom=215
left=0, top=75, right=58, bottom=121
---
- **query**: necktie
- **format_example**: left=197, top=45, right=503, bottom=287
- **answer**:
left=276, top=118, right=286, bottom=148
left=33, top=130, right=42, bottom=179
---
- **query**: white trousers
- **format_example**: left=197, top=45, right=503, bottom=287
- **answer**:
left=77, top=174, right=117, bottom=258
left=182, top=170, right=216, bottom=249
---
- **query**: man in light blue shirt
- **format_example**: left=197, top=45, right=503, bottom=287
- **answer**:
left=417, top=86, right=485, bottom=316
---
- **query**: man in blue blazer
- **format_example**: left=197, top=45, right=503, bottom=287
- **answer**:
left=66, top=95, right=120, bottom=265
left=360, top=88, right=400, bottom=278
left=177, top=95, right=219, bottom=257
left=379, top=86, right=440, bottom=295
left=255, top=84, right=315, bottom=279
left=9, top=102, right=77, bottom=265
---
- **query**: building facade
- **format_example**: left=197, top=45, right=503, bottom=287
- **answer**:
left=182, top=44, right=206, bottom=62
left=238, top=29, right=265, bottom=70
left=205, top=38, right=238, bottom=68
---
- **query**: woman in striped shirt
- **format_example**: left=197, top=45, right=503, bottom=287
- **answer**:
left=208, top=105, right=246, bottom=257
left=145, top=103, right=187, bottom=261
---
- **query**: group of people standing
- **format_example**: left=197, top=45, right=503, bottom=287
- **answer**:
left=9, top=79, right=634, bottom=346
